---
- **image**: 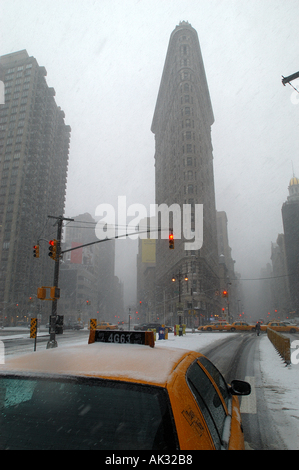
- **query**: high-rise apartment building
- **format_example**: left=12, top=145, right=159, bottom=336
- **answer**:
left=0, top=50, right=71, bottom=325
left=281, top=176, right=299, bottom=318
left=151, top=22, right=220, bottom=325
left=270, top=233, right=291, bottom=319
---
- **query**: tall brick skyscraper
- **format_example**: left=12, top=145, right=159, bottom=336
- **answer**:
left=0, top=50, right=71, bottom=324
left=151, top=22, right=220, bottom=324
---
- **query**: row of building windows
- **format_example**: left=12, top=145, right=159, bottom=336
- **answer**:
left=6, top=63, right=33, bottom=74
left=182, top=106, right=193, bottom=116
left=182, top=131, right=195, bottom=141
left=182, top=144, right=196, bottom=153
left=184, top=184, right=196, bottom=195
left=5, top=82, right=31, bottom=94
left=181, top=94, right=193, bottom=104
left=181, top=83, right=193, bottom=93
left=182, top=119, right=195, bottom=129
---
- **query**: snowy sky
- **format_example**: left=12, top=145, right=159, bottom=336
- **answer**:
left=1, top=0, right=299, bottom=306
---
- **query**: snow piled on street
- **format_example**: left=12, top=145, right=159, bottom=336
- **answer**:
left=259, top=335, right=299, bottom=450
left=154, top=330, right=232, bottom=351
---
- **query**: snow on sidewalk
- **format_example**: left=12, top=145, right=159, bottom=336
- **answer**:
left=154, top=330, right=232, bottom=351
left=259, top=335, right=299, bottom=450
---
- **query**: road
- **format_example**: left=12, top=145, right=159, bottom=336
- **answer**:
left=0, top=327, right=89, bottom=357
left=201, top=332, right=289, bottom=450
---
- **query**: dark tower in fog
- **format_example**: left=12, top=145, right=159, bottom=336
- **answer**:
left=281, top=176, right=299, bottom=318
left=0, top=50, right=71, bottom=324
left=151, top=22, right=220, bottom=324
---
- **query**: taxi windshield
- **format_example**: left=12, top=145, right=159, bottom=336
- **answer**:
left=0, top=375, right=178, bottom=450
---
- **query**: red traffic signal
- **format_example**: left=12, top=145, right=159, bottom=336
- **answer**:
left=222, top=290, right=228, bottom=298
left=169, top=232, right=174, bottom=249
left=48, top=240, right=58, bottom=260
left=33, top=245, right=40, bottom=258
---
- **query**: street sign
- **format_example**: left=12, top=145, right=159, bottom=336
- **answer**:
left=30, top=318, right=38, bottom=352
left=90, top=318, right=97, bottom=330
left=30, top=318, right=37, bottom=339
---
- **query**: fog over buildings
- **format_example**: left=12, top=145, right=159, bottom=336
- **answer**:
left=1, top=1, right=299, bottom=319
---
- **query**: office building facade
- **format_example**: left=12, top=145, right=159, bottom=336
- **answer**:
left=60, top=213, right=124, bottom=324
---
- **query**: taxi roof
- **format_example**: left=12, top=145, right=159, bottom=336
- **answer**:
left=1, top=343, right=201, bottom=386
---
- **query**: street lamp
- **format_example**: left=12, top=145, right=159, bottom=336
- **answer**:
left=171, top=270, right=188, bottom=324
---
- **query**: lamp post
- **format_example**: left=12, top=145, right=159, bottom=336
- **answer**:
left=171, top=270, right=188, bottom=325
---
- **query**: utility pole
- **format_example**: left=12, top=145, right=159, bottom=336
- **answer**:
left=282, top=71, right=299, bottom=87
left=47, top=215, right=74, bottom=349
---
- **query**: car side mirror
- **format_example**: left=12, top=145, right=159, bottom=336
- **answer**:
left=229, top=379, right=251, bottom=396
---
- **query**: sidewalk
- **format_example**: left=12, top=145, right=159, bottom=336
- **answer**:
left=259, top=335, right=299, bottom=450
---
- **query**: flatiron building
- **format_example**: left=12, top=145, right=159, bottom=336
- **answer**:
left=151, top=22, right=220, bottom=323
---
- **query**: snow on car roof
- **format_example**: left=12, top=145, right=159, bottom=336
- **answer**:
left=1, top=342, right=199, bottom=385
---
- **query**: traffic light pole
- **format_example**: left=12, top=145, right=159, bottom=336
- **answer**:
left=47, top=215, right=74, bottom=349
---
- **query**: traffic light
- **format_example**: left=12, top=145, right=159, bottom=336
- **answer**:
left=50, top=287, right=60, bottom=300
left=169, top=232, right=174, bottom=249
left=37, top=287, right=46, bottom=300
left=33, top=245, right=40, bottom=258
left=222, top=290, right=228, bottom=298
left=48, top=239, right=58, bottom=260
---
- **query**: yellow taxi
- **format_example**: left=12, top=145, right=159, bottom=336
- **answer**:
left=0, top=330, right=250, bottom=450
left=224, top=321, right=256, bottom=332
left=95, top=321, right=118, bottom=330
left=260, top=321, right=299, bottom=333
left=199, top=321, right=230, bottom=332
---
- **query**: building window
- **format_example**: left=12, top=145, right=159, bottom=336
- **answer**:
left=188, top=184, right=194, bottom=194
